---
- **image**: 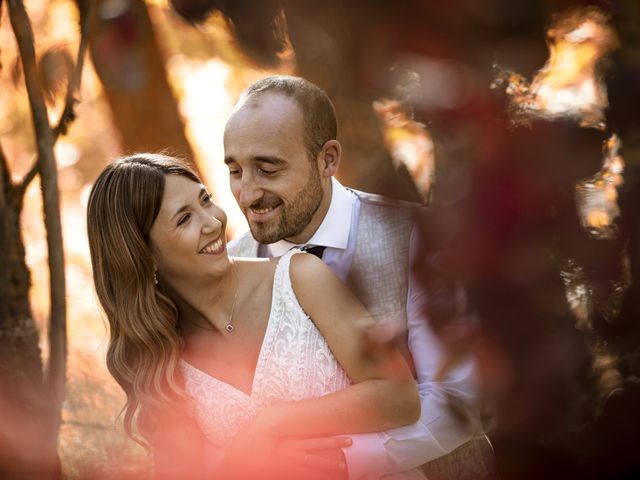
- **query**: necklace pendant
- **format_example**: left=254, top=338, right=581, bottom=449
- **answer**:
left=224, top=323, right=235, bottom=333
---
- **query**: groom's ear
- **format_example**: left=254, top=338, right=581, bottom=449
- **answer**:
left=318, top=139, right=341, bottom=177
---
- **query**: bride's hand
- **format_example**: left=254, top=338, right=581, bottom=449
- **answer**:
left=220, top=418, right=277, bottom=480
left=219, top=406, right=349, bottom=480
left=217, top=405, right=287, bottom=479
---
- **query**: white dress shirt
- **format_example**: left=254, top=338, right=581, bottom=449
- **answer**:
left=267, top=178, right=482, bottom=479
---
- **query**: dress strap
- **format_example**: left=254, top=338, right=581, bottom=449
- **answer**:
left=273, top=248, right=304, bottom=287
left=250, top=247, right=307, bottom=398
left=268, top=248, right=309, bottom=317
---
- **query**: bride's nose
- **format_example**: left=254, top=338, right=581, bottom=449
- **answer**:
left=201, top=214, right=223, bottom=235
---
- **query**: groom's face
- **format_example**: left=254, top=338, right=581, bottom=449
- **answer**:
left=223, top=93, right=326, bottom=245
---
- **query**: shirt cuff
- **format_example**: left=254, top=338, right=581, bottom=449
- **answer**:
left=342, top=432, right=390, bottom=480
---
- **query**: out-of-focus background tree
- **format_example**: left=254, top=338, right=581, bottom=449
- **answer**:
left=1, top=0, right=638, bottom=478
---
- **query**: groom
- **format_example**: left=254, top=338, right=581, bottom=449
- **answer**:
left=225, top=75, right=487, bottom=479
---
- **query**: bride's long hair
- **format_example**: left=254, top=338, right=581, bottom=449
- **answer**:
left=87, top=153, right=200, bottom=443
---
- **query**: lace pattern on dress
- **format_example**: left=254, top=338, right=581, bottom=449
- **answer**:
left=180, top=250, right=351, bottom=446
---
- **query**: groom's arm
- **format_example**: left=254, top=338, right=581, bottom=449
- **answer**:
left=341, top=365, right=480, bottom=479
left=341, top=330, right=480, bottom=479
left=340, top=228, right=482, bottom=479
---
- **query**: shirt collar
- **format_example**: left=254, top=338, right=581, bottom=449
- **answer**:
left=268, top=177, right=355, bottom=257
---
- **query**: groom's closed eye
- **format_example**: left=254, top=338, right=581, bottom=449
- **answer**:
left=255, top=157, right=287, bottom=176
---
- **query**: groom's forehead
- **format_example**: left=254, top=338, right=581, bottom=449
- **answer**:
left=225, top=112, right=307, bottom=161
left=231, top=92, right=302, bottom=125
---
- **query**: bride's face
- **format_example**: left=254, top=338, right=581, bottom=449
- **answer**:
left=149, top=174, right=229, bottom=287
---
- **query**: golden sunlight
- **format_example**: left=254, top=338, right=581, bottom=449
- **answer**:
left=493, top=7, right=618, bottom=129
left=373, top=98, right=435, bottom=203
left=575, top=133, right=625, bottom=238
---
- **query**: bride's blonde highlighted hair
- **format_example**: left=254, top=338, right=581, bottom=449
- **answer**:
left=87, top=153, right=200, bottom=443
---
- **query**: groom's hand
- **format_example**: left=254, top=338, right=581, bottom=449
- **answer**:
left=275, top=436, right=351, bottom=480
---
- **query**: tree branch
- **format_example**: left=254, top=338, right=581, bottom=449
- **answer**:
left=16, top=0, right=94, bottom=198
left=52, top=0, right=94, bottom=140
left=16, top=0, right=95, bottom=199
left=8, top=0, right=67, bottom=450
left=15, top=155, right=39, bottom=197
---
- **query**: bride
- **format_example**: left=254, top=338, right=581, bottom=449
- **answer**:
left=86, top=153, right=420, bottom=479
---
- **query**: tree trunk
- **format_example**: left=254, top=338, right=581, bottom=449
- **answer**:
left=89, top=0, right=195, bottom=158
left=2, top=0, right=69, bottom=476
left=0, top=149, right=60, bottom=479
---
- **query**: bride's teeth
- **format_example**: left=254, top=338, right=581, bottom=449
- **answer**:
left=201, top=238, right=222, bottom=254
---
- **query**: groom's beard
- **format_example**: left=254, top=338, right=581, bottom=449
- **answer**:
left=246, top=168, right=324, bottom=245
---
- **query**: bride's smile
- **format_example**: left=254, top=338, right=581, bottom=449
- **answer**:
left=199, top=237, right=224, bottom=255
left=149, top=174, right=230, bottom=285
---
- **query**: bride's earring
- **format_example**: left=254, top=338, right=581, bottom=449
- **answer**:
left=153, top=271, right=159, bottom=285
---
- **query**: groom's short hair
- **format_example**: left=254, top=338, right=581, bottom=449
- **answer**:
left=240, top=75, right=337, bottom=162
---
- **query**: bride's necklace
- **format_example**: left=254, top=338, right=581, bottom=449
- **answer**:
left=192, top=262, right=238, bottom=333
left=223, top=262, right=239, bottom=333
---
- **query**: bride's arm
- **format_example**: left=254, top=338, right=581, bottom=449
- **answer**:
left=253, top=252, right=420, bottom=438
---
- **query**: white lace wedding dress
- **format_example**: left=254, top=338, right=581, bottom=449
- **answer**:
left=180, top=249, right=352, bottom=446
